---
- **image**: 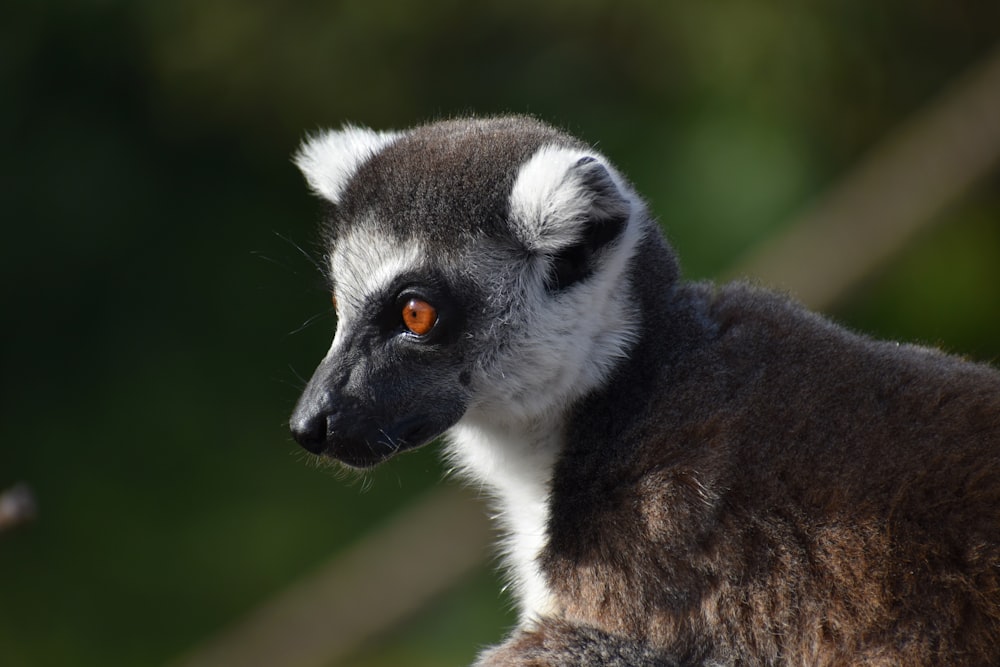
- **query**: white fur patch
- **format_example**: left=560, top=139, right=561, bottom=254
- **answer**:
left=508, top=145, right=631, bottom=253
left=295, top=126, right=404, bottom=204
left=324, top=223, right=424, bottom=354
left=475, top=145, right=644, bottom=423
left=446, top=416, right=562, bottom=621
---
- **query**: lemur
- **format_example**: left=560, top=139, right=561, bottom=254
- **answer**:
left=289, top=116, right=1000, bottom=666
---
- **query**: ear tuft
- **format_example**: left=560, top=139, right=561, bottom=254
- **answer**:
left=509, top=146, right=632, bottom=254
left=294, top=126, right=404, bottom=204
left=509, top=146, right=633, bottom=289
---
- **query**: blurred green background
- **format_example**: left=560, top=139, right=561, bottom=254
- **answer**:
left=2, top=1, right=999, bottom=666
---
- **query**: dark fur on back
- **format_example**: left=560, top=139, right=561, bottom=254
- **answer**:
left=526, top=232, right=1000, bottom=664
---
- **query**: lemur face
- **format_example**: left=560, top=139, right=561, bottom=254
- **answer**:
left=289, top=117, right=640, bottom=468
left=289, top=230, right=475, bottom=467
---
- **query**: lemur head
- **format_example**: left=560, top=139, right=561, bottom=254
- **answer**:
left=290, top=117, right=649, bottom=468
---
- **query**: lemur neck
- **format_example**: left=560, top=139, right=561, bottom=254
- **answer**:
left=443, top=223, right=682, bottom=622
left=446, top=413, right=563, bottom=621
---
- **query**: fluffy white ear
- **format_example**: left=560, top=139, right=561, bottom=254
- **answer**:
left=508, top=145, right=633, bottom=254
left=294, top=125, right=404, bottom=204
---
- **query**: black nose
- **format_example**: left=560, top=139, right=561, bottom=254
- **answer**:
left=290, top=410, right=329, bottom=454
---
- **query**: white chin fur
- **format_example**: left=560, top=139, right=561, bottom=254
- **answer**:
left=445, top=416, right=562, bottom=622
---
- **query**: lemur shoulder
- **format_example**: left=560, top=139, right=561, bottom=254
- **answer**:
left=289, top=116, right=1000, bottom=666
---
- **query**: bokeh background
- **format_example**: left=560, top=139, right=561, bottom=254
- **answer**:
left=2, top=2, right=999, bottom=666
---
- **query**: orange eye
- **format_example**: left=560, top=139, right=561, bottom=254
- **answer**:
left=402, top=298, right=437, bottom=336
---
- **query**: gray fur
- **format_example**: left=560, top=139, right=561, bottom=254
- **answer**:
left=289, top=116, right=1000, bottom=666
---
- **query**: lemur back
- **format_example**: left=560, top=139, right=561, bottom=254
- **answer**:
left=289, top=116, right=1000, bottom=666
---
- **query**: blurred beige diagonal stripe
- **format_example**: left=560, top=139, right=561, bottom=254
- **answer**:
left=171, top=485, right=493, bottom=667
left=172, top=41, right=1000, bottom=667
left=729, top=42, right=1000, bottom=310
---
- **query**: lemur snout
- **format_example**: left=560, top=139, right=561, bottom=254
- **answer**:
left=289, top=362, right=452, bottom=468
left=290, top=400, right=437, bottom=468
left=289, top=409, right=329, bottom=455
left=289, top=365, right=337, bottom=454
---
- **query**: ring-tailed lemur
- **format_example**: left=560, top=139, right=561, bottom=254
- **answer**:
left=289, top=116, right=1000, bottom=666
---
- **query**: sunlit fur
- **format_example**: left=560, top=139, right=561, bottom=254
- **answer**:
left=294, top=125, right=404, bottom=204
left=324, top=222, right=426, bottom=354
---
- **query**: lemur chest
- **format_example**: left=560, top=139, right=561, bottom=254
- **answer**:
left=446, top=417, right=563, bottom=621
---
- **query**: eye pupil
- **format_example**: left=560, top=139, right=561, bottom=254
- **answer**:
left=402, top=298, right=437, bottom=336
